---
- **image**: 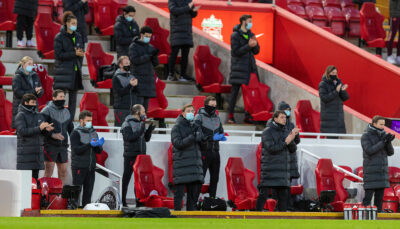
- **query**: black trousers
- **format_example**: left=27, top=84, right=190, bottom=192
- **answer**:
left=68, top=90, right=77, bottom=122
left=136, top=96, right=150, bottom=113
left=228, top=84, right=242, bottom=114
left=363, top=188, right=385, bottom=212
left=122, top=156, right=138, bottom=206
left=174, top=182, right=202, bottom=211
left=202, top=150, right=220, bottom=198
left=32, top=169, right=39, bottom=180
left=16, top=14, right=34, bottom=40
left=72, top=167, right=95, bottom=207
left=256, top=187, right=289, bottom=211
left=168, top=45, right=190, bottom=76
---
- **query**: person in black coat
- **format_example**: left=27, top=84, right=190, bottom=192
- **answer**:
left=319, top=66, right=349, bottom=138
left=12, top=56, right=43, bottom=129
left=13, top=0, right=38, bottom=47
left=167, top=0, right=200, bottom=81
left=70, top=110, right=104, bottom=207
left=171, top=104, right=204, bottom=211
left=63, top=0, right=89, bottom=43
left=15, top=94, right=54, bottom=180
left=54, top=12, right=85, bottom=122
left=256, top=111, right=299, bottom=212
left=228, top=14, right=260, bottom=124
left=120, top=104, right=155, bottom=207
left=361, top=115, right=395, bottom=212
left=128, top=26, right=159, bottom=112
left=113, top=56, right=138, bottom=127
left=114, top=6, right=140, bottom=58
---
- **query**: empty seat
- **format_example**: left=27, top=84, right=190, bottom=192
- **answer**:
left=394, top=185, right=400, bottom=203
left=79, top=92, right=109, bottom=132
left=0, top=50, right=5, bottom=76
left=360, top=3, right=386, bottom=52
left=38, top=177, right=67, bottom=210
left=389, top=167, right=400, bottom=186
left=133, top=155, right=174, bottom=209
left=93, top=0, right=127, bottom=35
left=0, top=0, right=16, bottom=36
left=323, top=0, right=341, bottom=7
left=340, top=0, right=356, bottom=9
left=288, top=4, right=309, bottom=20
left=342, top=7, right=361, bottom=37
left=96, top=150, right=109, bottom=167
left=324, top=7, right=346, bottom=36
left=0, top=50, right=12, bottom=86
left=147, top=76, right=181, bottom=119
left=383, top=187, right=399, bottom=213
left=35, top=12, right=62, bottom=59
left=31, top=178, right=41, bottom=210
left=338, top=165, right=359, bottom=182
left=241, top=74, right=273, bottom=122
left=303, top=0, right=322, bottom=6
left=305, top=5, right=328, bottom=27
left=33, top=64, right=54, bottom=108
left=294, top=100, right=321, bottom=134
left=85, top=43, right=115, bottom=88
left=356, top=166, right=363, bottom=178
left=0, top=88, right=13, bottom=132
left=192, top=96, right=206, bottom=115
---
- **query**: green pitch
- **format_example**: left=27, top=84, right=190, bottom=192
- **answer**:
left=1, top=217, right=400, bottom=229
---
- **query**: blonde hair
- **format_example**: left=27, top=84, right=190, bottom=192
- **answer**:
left=118, top=56, right=129, bottom=66
left=17, top=56, right=33, bottom=69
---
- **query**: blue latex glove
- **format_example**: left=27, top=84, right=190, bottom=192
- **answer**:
left=220, top=136, right=227, bottom=142
left=90, top=138, right=98, bottom=147
left=97, top=137, right=105, bottom=147
left=213, top=133, right=222, bottom=141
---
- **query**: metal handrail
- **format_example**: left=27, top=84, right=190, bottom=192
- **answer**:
left=96, top=163, right=123, bottom=195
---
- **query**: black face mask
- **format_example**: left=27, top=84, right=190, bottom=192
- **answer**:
left=54, top=99, right=65, bottom=108
left=123, top=66, right=130, bottom=71
left=24, top=104, right=36, bottom=111
left=205, top=105, right=216, bottom=115
left=330, top=75, right=337, bottom=80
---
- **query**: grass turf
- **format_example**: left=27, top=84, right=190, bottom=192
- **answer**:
left=1, top=218, right=400, bottom=229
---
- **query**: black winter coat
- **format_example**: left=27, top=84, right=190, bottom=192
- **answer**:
left=171, top=115, right=204, bottom=185
left=15, top=104, right=48, bottom=170
left=63, top=0, right=89, bottom=43
left=260, top=120, right=297, bottom=187
left=361, top=124, right=394, bottom=189
left=70, top=126, right=102, bottom=169
left=53, top=26, right=84, bottom=90
left=194, top=108, right=224, bottom=153
left=114, top=15, right=140, bottom=57
left=121, top=115, right=152, bottom=157
left=168, top=0, right=198, bottom=47
left=12, top=67, right=43, bottom=129
left=319, top=76, right=349, bottom=134
left=128, top=38, right=159, bottom=98
left=13, top=0, right=38, bottom=17
left=390, top=0, right=400, bottom=17
left=112, top=69, right=137, bottom=110
left=229, top=25, right=260, bottom=85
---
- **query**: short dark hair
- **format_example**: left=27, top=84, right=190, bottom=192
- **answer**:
left=123, top=5, right=136, bottom=13
left=140, top=26, right=153, bottom=35
left=21, top=93, right=37, bottom=104
left=182, top=104, right=194, bottom=112
left=239, top=14, right=252, bottom=24
left=204, top=96, right=216, bottom=106
left=131, top=104, right=143, bottom=115
left=79, top=110, right=92, bottom=121
left=52, top=89, right=65, bottom=98
left=372, top=115, right=386, bottom=124
left=273, top=110, right=287, bottom=119
left=62, top=11, right=76, bottom=25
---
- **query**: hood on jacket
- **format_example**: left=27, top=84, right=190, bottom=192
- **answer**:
left=60, top=26, right=77, bottom=38
left=266, top=118, right=285, bottom=131
left=18, top=103, right=37, bottom=114
left=114, top=68, right=132, bottom=76
left=176, top=114, right=191, bottom=126
left=116, top=15, right=136, bottom=24
left=278, top=101, right=291, bottom=111
left=124, top=114, right=140, bottom=123
left=366, top=123, right=386, bottom=136
left=15, top=66, right=36, bottom=78
left=197, top=107, right=217, bottom=118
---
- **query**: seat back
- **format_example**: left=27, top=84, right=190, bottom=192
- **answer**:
left=192, top=96, right=206, bottom=115
left=0, top=0, right=16, bottom=24
left=33, top=64, right=53, bottom=107
left=241, top=74, right=273, bottom=115
left=360, top=2, right=385, bottom=42
left=394, top=185, right=400, bottom=200
left=85, top=42, right=115, bottom=83
left=39, top=177, right=63, bottom=195
left=148, top=76, right=169, bottom=112
left=133, top=155, right=167, bottom=199
left=143, top=18, right=171, bottom=56
left=193, top=45, right=224, bottom=87
left=96, top=150, right=108, bottom=167
left=295, top=100, right=320, bottom=133
left=256, top=143, right=262, bottom=184
left=315, top=158, right=336, bottom=196
left=79, top=92, right=109, bottom=131
left=356, top=166, right=363, bottom=177
left=0, top=88, right=12, bottom=131
left=34, top=12, right=61, bottom=57
left=93, top=0, right=114, bottom=31
left=225, top=157, right=258, bottom=202
left=333, top=169, right=348, bottom=202
left=389, top=167, right=400, bottom=185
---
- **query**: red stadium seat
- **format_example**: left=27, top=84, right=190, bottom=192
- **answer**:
left=133, top=155, right=175, bottom=209
left=0, top=48, right=12, bottom=87
left=85, top=0, right=94, bottom=25
left=0, top=0, right=16, bottom=35
left=85, top=43, right=114, bottom=89
left=338, top=165, right=359, bottom=182
left=305, top=5, right=328, bottom=27
left=93, top=0, right=127, bottom=35
left=288, top=0, right=304, bottom=6
left=288, top=4, right=309, bottom=20
left=383, top=187, right=399, bottom=213
left=35, top=12, right=61, bottom=59
left=0, top=49, right=6, bottom=76
left=360, top=3, right=386, bottom=50
left=0, top=88, right=13, bottom=132
left=241, top=74, right=273, bottom=122
left=389, top=167, right=400, bottom=187
left=291, top=185, right=304, bottom=195
left=342, top=7, right=361, bottom=37
left=303, top=0, right=322, bottom=6
left=324, top=7, right=346, bottom=36
left=340, top=0, right=356, bottom=8
left=38, top=177, right=67, bottom=210
left=31, top=178, right=41, bottom=210
left=33, top=64, right=54, bottom=108
left=394, top=185, right=400, bottom=203
left=192, top=96, right=206, bottom=115
left=323, top=0, right=341, bottom=7
left=80, top=92, right=109, bottom=132
left=356, top=166, right=363, bottom=178
left=295, top=100, right=320, bottom=135
left=147, top=76, right=181, bottom=119
left=96, top=150, right=109, bottom=167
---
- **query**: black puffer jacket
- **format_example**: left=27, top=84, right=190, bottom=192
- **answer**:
left=171, top=115, right=204, bottom=185
left=319, top=76, right=349, bottom=134
left=194, top=108, right=224, bottom=153
left=53, top=26, right=84, bottom=90
left=15, top=104, right=47, bottom=170
left=260, top=120, right=297, bottom=187
left=13, top=0, right=38, bottom=17
left=168, top=0, right=197, bottom=47
left=12, top=67, right=43, bottom=129
left=70, top=126, right=102, bottom=170
left=63, top=0, right=89, bottom=43
left=390, top=0, right=400, bottom=17
left=361, top=124, right=394, bottom=190
left=112, top=69, right=137, bottom=110
left=121, top=115, right=152, bottom=157
left=114, top=15, right=140, bottom=57
left=229, top=24, right=260, bottom=85
left=128, top=38, right=159, bottom=98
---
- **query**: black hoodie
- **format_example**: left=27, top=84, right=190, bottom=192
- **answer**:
left=114, top=15, right=140, bottom=57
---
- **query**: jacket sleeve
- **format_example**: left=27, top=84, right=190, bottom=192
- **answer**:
left=112, top=76, right=133, bottom=97
left=168, top=0, right=191, bottom=16
left=93, top=146, right=103, bottom=154
left=231, top=33, right=252, bottom=57
left=262, top=130, right=287, bottom=155
left=194, top=114, right=211, bottom=141
left=114, top=23, right=133, bottom=46
left=151, top=50, right=159, bottom=67
left=54, top=35, right=76, bottom=61
left=319, top=82, right=339, bottom=103
left=361, top=134, right=385, bottom=156
left=294, top=133, right=301, bottom=145
left=386, top=142, right=395, bottom=156
left=70, top=130, right=91, bottom=155
left=251, top=43, right=260, bottom=55
left=63, top=0, right=85, bottom=12
left=122, top=122, right=145, bottom=142
left=34, top=75, right=44, bottom=98
left=67, top=121, right=74, bottom=135
left=82, top=1, right=89, bottom=14
left=190, top=9, right=198, bottom=18
left=171, top=125, right=195, bottom=150
left=339, top=89, right=350, bottom=102
left=12, top=75, right=35, bottom=98
left=287, top=141, right=297, bottom=153
left=15, top=113, right=42, bottom=137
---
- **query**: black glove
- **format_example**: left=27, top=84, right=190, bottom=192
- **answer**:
left=383, top=133, right=394, bottom=143
left=146, top=123, right=156, bottom=134
left=152, top=48, right=159, bottom=56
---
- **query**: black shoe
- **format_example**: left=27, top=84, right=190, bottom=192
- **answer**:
left=179, top=75, right=195, bottom=82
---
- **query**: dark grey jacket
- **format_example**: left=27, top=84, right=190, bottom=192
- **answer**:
left=171, top=115, right=204, bottom=185
left=13, top=0, right=38, bottom=17
left=319, top=76, right=349, bottom=134
left=15, top=104, right=48, bottom=170
left=128, top=38, right=159, bottom=98
left=112, top=69, right=137, bottom=110
left=194, top=108, right=224, bottom=153
left=168, top=0, right=198, bottom=47
left=70, top=126, right=102, bottom=169
left=390, top=0, right=400, bottom=17
left=12, top=67, right=43, bottom=129
left=121, top=115, right=152, bottom=157
left=229, top=24, right=260, bottom=85
left=63, top=0, right=89, bottom=43
left=260, top=120, right=297, bottom=187
left=53, top=26, right=84, bottom=90
left=361, top=124, right=394, bottom=189
left=114, top=15, right=140, bottom=57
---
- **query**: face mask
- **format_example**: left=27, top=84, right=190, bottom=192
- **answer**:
left=205, top=105, right=216, bottom=115
left=84, top=121, right=92, bottom=129
left=125, top=16, right=133, bottom=22
left=185, top=112, right=194, bottom=121
left=140, top=114, right=147, bottom=121
left=54, top=100, right=65, bottom=108
left=330, top=75, right=337, bottom=80
left=69, top=25, right=77, bottom=32
left=246, top=22, right=253, bottom=30
left=25, top=65, right=33, bottom=73
left=25, top=104, right=36, bottom=111
left=123, top=66, right=130, bottom=71
left=143, top=37, right=150, bottom=44
left=285, top=110, right=291, bottom=117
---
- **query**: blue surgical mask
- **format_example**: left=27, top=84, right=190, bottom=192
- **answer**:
left=84, top=121, right=92, bottom=129
left=69, top=25, right=77, bottom=32
left=246, top=22, right=253, bottom=30
left=125, top=16, right=133, bottom=22
left=143, top=37, right=150, bottom=44
left=185, top=112, right=194, bottom=121
left=285, top=110, right=291, bottom=117
left=25, top=65, right=33, bottom=73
